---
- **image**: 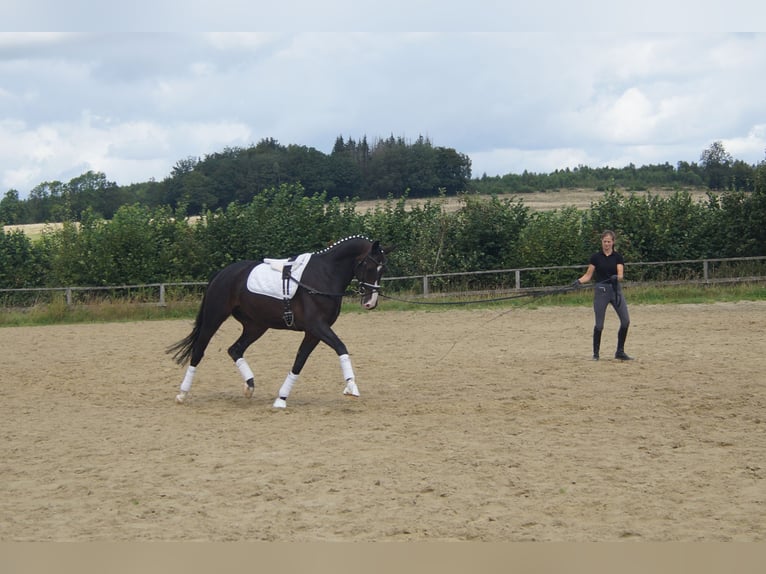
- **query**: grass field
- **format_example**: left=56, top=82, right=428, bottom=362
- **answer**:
left=355, top=187, right=710, bottom=213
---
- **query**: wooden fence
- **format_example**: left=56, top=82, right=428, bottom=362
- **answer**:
left=1, top=256, right=765, bottom=308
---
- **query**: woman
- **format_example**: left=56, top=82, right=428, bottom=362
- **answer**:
left=573, top=230, right=633, bottom=361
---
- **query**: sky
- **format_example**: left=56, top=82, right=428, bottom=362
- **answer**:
left=2, top=4, right=766, bottom=198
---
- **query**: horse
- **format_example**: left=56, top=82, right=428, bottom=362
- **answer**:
left=167, top=235, right=391, bottom=408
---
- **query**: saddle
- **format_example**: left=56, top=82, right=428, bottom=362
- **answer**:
left=245, top=253, right=312, bottom=326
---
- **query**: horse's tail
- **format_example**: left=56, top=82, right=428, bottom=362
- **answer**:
left=166, top=271, right=219, bottom=365
left=166, top=299, right=205, bottom=365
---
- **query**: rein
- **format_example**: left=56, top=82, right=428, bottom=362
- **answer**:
left=286, top=277, right=613, bottom=304
left=284, top=277, right=384, bottom=299
left=283, top=275, right=350, bottom=298
left=378, top=283, right=583, bottom=306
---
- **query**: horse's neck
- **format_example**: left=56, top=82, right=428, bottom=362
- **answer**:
left=317, top=239, right=369, bottom=283
left=329, top=239, right=368, bottom=260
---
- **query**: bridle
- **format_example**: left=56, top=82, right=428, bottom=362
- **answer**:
left=354, top=252, right=386, bottom=297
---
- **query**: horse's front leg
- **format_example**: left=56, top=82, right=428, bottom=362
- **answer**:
left=272, top=333, right=320, bottom=409
left=313, top=324, right=360, bottom=399
left=339, top=353, right=359, bottom=398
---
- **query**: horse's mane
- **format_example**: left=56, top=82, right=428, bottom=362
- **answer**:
left=314, top=235, right=372, bottom=255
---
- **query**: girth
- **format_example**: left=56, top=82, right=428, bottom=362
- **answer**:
left=282, top=258, right=296, bottom=327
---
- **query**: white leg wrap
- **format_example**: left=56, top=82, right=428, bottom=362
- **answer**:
left=176, top=365, right=196, bottom=403
left=339, top=353, right=355, bottom=382
left=180, top=365, right=196, bottom=393
left=339, top=354, right=359, bottom=397
left=343, top=380, right=360, bottom=397
left=235, top=358, right=255, bottom=383
left=278, top=371, right=299, bottom=399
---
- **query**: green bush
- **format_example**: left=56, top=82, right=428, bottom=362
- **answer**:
left=2, top=185, right=765, bottom=291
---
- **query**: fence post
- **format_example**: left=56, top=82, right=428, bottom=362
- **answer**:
left=515, top=270, right=521, bottom=290
left=66, top=287, right=72, bottom=307
left=423, top=275, right=430, bottom=296
left=159, top=284, right=166, bottom=306
left=703, top=260, right=709, bottom=281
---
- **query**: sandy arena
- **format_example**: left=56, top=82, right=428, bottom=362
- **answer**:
left=1, top=301, right=764, bottom=541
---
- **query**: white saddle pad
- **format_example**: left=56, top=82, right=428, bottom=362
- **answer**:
left=246, top=252, right=312, bottom=299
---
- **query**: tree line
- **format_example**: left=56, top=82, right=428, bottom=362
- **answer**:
left=2, top=182, right=765, bottom=294
left=1, top=138, right=763, bottom=226
left=473, top=141, right=762, bottom=195
left=0, top=135, right=471, bottom=224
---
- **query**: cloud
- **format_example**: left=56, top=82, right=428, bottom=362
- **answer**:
left=724, top=124, right=766, bottom=161
left=1, top=32, right=766, bottom=197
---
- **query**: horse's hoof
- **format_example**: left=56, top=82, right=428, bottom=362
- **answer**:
left=243, top=384, right=254, bottom=398
left=272, top=397, right=287, bottom=409
left=343, top=381, right=360, bottom=397
left=175, top=392, right=187, bottom=404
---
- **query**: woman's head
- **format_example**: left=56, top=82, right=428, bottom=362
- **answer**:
left=601, top=230, right=615, bottom=252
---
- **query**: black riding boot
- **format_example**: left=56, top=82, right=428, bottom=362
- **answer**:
left=615, top=325, right=633, bottom=360
left=592, top=327, right=602, bottom=360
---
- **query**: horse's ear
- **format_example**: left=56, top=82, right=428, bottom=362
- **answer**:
left=371, top=240, right=394, bottom=255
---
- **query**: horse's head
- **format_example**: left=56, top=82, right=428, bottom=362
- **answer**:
left=355, top=240, right=393, bottom=310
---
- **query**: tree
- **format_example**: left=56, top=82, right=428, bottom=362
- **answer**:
left=65, top=171, right=122, bottom=219
left=755, top=150, right=766, bottom=193
left=0, top=189, right=24, bottom=225
left=731, top=159, right=755, bottom=191
left=700, top=141, right=734, bottom=190
left=434, top=147, right=471, bottom=193
left=162, top=156, right=200, bottom=209
left=25, top=181, right=65, bottom=223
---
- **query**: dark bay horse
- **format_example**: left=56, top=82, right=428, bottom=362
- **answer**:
left=167, top=235, right=391, bottom=408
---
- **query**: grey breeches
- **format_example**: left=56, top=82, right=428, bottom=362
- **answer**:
left=593, top=283, right=630, bottom=331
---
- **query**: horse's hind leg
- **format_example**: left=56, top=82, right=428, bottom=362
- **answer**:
left=176, top=306, right=230, bottom=404
left=227, top=319, right=268, bottom=398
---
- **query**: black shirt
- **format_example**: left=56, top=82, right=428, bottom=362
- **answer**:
left=589, top=251, right=624, bottom=282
